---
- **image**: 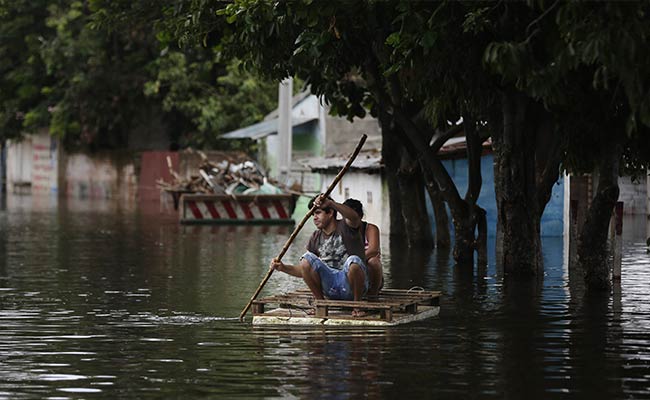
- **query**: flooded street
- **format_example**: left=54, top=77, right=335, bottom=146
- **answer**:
left=1, top=194, right=650, bottom=399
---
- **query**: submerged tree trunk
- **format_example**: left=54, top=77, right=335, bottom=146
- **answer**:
left=578, top=140, right=623, bottom=291
left=426, top=182, right=451, bottom=249
left=397, top=156, right=434, bottom=247
left=381, top=114, right=407, bottom=241
left=492, top=93, right=543, bottom=276
left=380, top=111, right=433, bottom=246
left=464, top=117, right=488, bottom=265
left=451, top=207, right=473, bottom=265
left=476, top=206, right=488, bottom=265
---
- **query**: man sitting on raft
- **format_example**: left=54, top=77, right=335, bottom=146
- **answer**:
left=270, top=194, right=369, bottom=317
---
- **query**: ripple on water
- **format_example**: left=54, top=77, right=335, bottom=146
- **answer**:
left=57, top=387, right=102, bottom=393
left=38, top=374, right=87, bottom=382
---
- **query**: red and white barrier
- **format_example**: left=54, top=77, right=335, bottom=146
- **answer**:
left=180, top=194, right=296, bottom=224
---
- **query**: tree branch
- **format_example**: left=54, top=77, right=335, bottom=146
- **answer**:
left=363, top=23, right=466, bottom=216
left=536, top=131, right=563, bottom=212
left=464, top=116, right=483, bottom=205
left=525, top=0, right=560, bottom=39
left=430, top=124, right=464, bottom=154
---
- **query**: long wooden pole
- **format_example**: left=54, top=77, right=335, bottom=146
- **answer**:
left=239, top=134, right=368, bottom=321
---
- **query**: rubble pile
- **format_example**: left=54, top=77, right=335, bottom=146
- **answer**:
left=157, top=151, right=289, bottom=196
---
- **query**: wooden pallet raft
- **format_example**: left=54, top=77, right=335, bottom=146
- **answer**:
left=251, top=289, right=441, bottom=326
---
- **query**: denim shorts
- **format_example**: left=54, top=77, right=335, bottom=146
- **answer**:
left=301, top=252, right=368, bottom=300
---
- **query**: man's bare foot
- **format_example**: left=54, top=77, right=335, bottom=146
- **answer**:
left=352, top=309, right=367, bottom=318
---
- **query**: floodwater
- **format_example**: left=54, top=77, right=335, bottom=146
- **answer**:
left=1, top=193, right=650, bottom=399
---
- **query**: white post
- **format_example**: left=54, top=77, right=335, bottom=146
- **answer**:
left=563, top=172, right=571, bottom=268
left=646, top=169, right=650, bottom=245
left=613, top=201, right=623, bottom=280
left=277, top=78, right=293, bottom=183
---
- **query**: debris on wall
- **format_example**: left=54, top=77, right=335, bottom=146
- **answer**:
left=157, top=151, right=301, bottom=198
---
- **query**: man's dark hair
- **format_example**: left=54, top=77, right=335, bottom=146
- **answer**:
left=343, top=198, right=363, bottom=218
left=309, top=194, right=335, bottom=215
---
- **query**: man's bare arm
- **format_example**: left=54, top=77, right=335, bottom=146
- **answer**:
left=316, top=195, right=361, bottom=228
left=270, top=258, right=302, bottom=277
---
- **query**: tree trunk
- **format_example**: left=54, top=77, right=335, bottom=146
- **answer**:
left=397, top=157, right=434, bottom=247
left=492, top=92, right=543, bottom=276
left=452, top=209, right=474, bottom=266
left=475, top=205, right=488, bottom=265
left=380, top=112, right=433, bottom=247
left=381, top=115, right=407, bottom=241
left=426, top=183, right=451, bottom=249
left=464, top=116, right=488, bottom=266
left=579, top=141, right=622, bottom=291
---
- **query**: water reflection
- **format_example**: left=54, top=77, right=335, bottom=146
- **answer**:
left=251, top=327, right=387, bottom=399
left=1, top=193, right=650, bottom=398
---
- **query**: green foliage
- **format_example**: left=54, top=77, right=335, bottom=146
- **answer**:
left=219, top=1, right=498, bottom=128
left=480, top=1, right=650, bottom=174
left=0, top=0, right=279, bottom=152
left=144, top=52, right=277, bottom=148
left=0, top=1, right=159, bottom=147
left=0, top=0, right=53, bottom=140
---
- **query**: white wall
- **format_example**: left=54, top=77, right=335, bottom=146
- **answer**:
left=292, top=95, right=320, bottom=120
left=63, top=153, right=136, bottom=201
left=264, top=134, right=280, bottom=178
left=619, top=176, right=647, bottom=214
left=6, top=132, right=58, bottom=194
left=6, top=132, right=140, bottom=202
left=647, top=171, right=650, bottom=241
left=6, top=138, right=32, bottom=184
left=6, top=137, right=33, bottom=190
left=31, top=132, right=58, bottom=193
left=319, top=171, right=387, bottom=234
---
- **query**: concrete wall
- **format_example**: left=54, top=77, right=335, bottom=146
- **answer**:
left=618, top=176, right=648, bottom=215
left=6, top=137, right=32, bottom=191
left=563, top=172, right=648, bottom=246
left=324, top=115, right=381, bottom=157
left=138, top=151, right=178, bottom=204
left=62, top=152, right=137, bottom=202
left=6, top=132, right=58, bottom=194
left=31, top=132, right=59, bottom=194
left=7, top=133, right=139, bottom=204
left=567, top=173, right=646, bottom=217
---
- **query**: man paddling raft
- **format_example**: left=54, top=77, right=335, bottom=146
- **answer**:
left=270, top=194, right=369, bottom=317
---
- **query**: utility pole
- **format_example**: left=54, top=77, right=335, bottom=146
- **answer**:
left=277, top=78, right=293, bottom=184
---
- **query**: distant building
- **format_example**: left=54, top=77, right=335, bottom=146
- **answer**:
left=221, top=85, right=383, bottom=220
